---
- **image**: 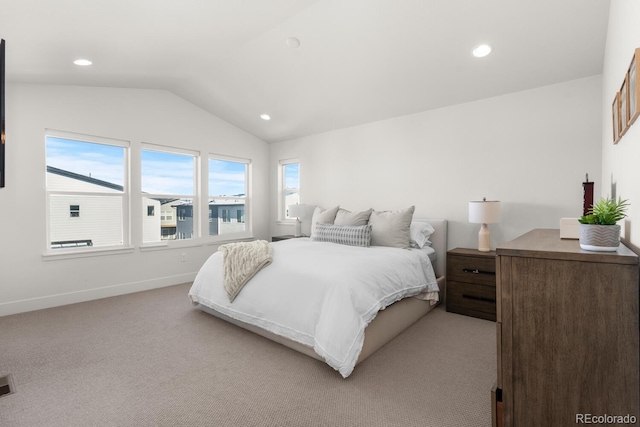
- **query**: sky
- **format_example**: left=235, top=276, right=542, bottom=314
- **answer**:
left=46, top=137, right=248, bottom=196
left=284, top=163, right=299, bottom=190
left=46, top=137, right=125, bottom=186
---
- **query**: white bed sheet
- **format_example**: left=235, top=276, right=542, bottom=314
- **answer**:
left=188, top=237, right=439, bottom=377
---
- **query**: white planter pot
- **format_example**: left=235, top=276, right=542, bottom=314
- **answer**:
left=578, top=224, right=621, bottom=252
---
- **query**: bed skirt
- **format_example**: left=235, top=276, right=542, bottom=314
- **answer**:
left=197, top=275, right=445, bottom=367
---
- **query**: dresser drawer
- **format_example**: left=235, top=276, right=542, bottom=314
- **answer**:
left=447, top=280, right=496, bottom=320
left=447, top=254, right=496, bottom=286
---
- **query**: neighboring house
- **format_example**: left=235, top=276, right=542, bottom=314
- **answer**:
left=48, top=166, right=161, bottom=247
left=174, top=201, right=194, bottom=240
left=170, top=198, right=246, bottom=239
left=47, top=166, right=126, bottom=248
left=208, top=198, right=246, bottom=237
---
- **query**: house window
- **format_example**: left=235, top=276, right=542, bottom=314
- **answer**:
left=161, top=228, right=175, bottom=239
left=45, top=131, right=128, bottom=251
left=147, top=205, right=155, bottom=216
left=209, top=156, right=250, bottom=238
left=141, top=145, right=197, bottom=244
left=280, top=159, right=300, bottom=219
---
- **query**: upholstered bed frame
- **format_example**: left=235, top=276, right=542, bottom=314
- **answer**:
left=199, top=218, right=447, bottom=368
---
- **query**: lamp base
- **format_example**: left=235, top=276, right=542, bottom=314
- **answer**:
left=294, top=218, right=302, bottom=237
left=478, top=223, right=491, bottom=252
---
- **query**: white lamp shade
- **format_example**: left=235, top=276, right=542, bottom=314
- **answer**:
left=469, top=200, right=501, bottom=224
left=288, top=204, right=304, bottom=218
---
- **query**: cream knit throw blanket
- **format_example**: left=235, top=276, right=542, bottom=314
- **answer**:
left=219, top=240, right=273, bottom=302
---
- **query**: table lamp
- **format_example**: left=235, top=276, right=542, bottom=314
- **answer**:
left=288, top=204, right=303, bottom=237
left=469, top=198, right=501, bottom=252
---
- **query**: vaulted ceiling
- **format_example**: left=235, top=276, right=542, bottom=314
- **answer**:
left=1, top=0, right=610, bottom=142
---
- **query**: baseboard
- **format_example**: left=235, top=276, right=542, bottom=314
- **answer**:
left=0, top=272, right=198, bottom=317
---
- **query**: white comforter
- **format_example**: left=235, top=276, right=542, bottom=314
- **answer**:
left=188, top=238, right=439, bottom=378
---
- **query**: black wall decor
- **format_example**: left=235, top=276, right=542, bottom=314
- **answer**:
left=0, top=39, right=5, bottom=188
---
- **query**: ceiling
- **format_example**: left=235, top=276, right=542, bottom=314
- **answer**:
left=1, top=0, right=610, bottom=143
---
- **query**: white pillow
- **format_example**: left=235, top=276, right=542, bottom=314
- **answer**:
left=368, top=206, right=415, bottom=248
left=334, top=208, right=372, bottom=226
left=409, top=221, right=435, bottom=248
left=310, top=206, right=340, bottom=238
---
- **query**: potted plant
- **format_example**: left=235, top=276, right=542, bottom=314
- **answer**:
left=578, top=197, right=629, bottom=251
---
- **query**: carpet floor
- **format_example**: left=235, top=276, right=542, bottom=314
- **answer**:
left=0, top=283, right=496, bottom=427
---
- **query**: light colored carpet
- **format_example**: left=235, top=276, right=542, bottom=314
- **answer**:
left=0, top=283, right=496, bottom=427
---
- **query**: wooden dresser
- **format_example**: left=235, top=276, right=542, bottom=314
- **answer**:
left=494, top=229, right=639, bottom=427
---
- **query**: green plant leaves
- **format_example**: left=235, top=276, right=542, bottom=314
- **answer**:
left=579, top=197, right=629, bottom=225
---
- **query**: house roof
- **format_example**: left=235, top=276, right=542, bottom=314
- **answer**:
left=47, top=165, right=123, bottom=191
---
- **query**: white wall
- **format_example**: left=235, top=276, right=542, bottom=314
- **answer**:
left=601, top=0, right=640, bottom=252
left=0, top=84, right=269, bottom=316
left=270, top=76, right=603, bottom=250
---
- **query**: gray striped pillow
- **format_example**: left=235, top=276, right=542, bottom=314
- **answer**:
left=311, top=223, right=372, bottom=247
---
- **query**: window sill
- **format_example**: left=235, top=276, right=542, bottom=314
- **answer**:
left=204, top=236, right=255, bottom=246
left=139, top=240, right=204, bottom=252
left=42, top=246, right=135, bottom=261
left=276, top=220, right=296, bottom=226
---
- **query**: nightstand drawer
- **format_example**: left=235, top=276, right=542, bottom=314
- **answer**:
left=447, top=255, right=496, bottom=286
left=447, top=280, right=496, bottom=320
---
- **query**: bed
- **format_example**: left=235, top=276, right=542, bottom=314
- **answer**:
left=189, top=216, right=447, bottom=378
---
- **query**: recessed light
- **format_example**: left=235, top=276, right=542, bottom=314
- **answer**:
left=286, top=37, right=300, bottom=49
left=73, top=59, right=92, bottom=66
left=472, top=44, right=492, bottom=58
left=260, top=114, right=271, bottom=121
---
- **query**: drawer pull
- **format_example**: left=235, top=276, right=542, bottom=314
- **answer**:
left=462, top=268, right=495, bottom=276
left=462, top=294, right=496, bottom=303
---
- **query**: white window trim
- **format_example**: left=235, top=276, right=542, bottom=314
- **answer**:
left=43, top=133, right=257, bottom=258
left=278, top=158, right=300, bottom=222
left=207, top=154, right=252, bottom=242
left=44, top=130, right=131, bottom=256
left=43, top=246, right=135, bottom=261
left=140, top=143, right=200, bottom=246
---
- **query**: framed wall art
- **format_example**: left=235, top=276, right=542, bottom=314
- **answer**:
left=612, top=92, right=620, bottom=144
left=620, top=75, right=629, bottom=137
left=628, top=48, right=640, bottom=127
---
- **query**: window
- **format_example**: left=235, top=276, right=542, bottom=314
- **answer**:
left=147, top=205, right=155, bottom=216
left=280, top=159, right=300, bottom=219
left=209, top=156, right=250, bottom=238
left=221, top=209, right=230, bottom=223
left=141, top=146, right=197, bottom=243
left=45, top=131, right=128, bottom=251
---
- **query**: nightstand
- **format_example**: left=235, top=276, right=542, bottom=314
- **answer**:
left=446, top=248, right=496, bottom=321
left=271, top=235, right=301, bottom=242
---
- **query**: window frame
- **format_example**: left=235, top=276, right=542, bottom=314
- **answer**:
left=140, top=143, right=200, bottom=247
left=43, top=131, right=257, bottom=258
left=44, top=129, right=131, bottom=256
left=279, top=158, right=300, bottom=221
left=207, top=154, right=251, bottom=242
